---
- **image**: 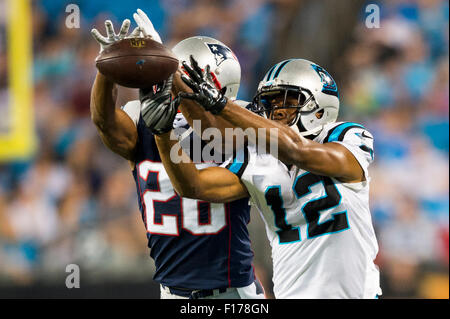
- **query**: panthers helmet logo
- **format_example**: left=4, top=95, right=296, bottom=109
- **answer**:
left=311, top=64, right=338, bottom=97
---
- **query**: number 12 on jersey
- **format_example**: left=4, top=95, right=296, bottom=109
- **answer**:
left=265, top=172, right=349, bottom=244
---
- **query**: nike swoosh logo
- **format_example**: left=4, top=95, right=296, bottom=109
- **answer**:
left=362, top=131, right=373, bottom=139
left=356, top=131, right=373, bottom=139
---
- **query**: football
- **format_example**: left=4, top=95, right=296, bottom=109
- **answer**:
left=95, top=37, right=179, bottom=88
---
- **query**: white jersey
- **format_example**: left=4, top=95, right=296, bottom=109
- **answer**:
left=224, top=122, right=381, bottom=299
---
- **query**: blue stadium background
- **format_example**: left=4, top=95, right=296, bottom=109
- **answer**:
left=0, top=0, right=448, bottom=298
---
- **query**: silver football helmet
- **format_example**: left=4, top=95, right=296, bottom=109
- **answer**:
left=253, top=59, right=339, bottom=137
left=172, top=36, right=241, bottom=100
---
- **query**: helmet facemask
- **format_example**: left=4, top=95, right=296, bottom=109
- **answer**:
left=252, top=85, right=319, bottom=130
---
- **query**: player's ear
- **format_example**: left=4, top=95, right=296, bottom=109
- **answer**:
left=315, top=110, right=324, bottom=119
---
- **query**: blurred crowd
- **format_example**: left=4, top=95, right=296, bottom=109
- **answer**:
left=0, top=0, right=448, bottom=298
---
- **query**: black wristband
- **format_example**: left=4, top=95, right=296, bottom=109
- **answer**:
left=210, top=96, right=228, bottom=115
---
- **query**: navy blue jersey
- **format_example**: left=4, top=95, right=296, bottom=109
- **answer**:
left=132, top=115, right=255, bottom=289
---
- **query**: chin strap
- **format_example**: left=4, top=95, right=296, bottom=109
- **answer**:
left=289, top=113, right=324, bottom=139
left=288, top=120, right=324, bottom=140
left=299, top=125, right=323, bottom=138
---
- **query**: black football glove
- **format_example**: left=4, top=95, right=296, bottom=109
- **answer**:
left=179, top=55, right=228, bottom=115
left=139, top=75, right=181, bottom=135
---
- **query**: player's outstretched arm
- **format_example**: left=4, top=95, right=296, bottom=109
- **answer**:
left=155, top=132, right=249, bottom=203
left=179, top=57, right=364, bottom=183
left=90, top=72, right=138, bottom=160
left=219, top=101, right=364, bottom=183
left=90, top=19, right=141, bottom=160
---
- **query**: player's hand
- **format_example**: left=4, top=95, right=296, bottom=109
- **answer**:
left=133, top=9, right=163, bottom=44
left=91, top=19, right=141, bottom=53
left=140, top=75, right=181, bottom=135
left=179, top=55, right=228, bottom=115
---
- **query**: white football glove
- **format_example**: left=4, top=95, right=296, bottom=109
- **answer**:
left=133, top=9, right=162, bottom=44
left=91, top=19, right=141, bottom=53
left=173, top=112, right=188, bottom=129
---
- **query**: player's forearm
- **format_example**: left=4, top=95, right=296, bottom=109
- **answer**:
left=90, top=72, right=138, bottom=160
left=90, top=72, right=116, bottom=129
left=155, top=132, right=203, bottom=199
left=155, top=132, right=248, bottom=202
left=220, top=100, right=308, bottom=165
left=221, top=102, right=362, bottom=180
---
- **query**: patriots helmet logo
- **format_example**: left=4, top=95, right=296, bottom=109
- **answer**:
left=206, top=43, right=235, bottom=66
